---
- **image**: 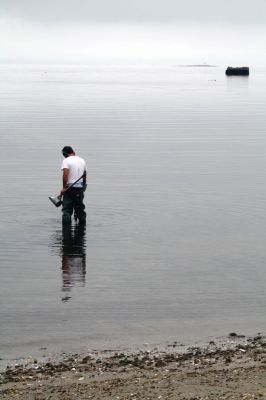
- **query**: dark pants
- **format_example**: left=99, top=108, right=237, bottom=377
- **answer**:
left=62, top=187, right=86, bottom=225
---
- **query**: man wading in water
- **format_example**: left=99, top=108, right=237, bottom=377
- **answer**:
left=60, top=146, right=87, bottom=225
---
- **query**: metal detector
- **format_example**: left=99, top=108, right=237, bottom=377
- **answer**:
left=48, top=174, right=85, bottom=208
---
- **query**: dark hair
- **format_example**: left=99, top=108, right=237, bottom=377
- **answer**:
left=62, top=146, right=74, bottom=157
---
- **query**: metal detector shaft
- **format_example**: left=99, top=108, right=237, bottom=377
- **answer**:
left=63, top=173, right=86, bottom=194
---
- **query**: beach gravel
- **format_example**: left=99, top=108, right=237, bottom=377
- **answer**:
left=1, top=335, right=266, bottom=399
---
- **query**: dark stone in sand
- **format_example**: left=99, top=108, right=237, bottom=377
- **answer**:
left=229, top=332, right=245, bottom=338
left=82, top=355, right=93, bottom=363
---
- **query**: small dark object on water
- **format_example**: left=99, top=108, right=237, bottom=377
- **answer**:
left=226, top=66, right=249, bottom=76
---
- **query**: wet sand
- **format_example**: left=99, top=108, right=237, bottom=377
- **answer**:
left=1, top=334, right=266, bottom=399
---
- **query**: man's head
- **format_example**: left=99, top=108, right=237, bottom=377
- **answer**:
left=62, top=146, right=75, bottom=158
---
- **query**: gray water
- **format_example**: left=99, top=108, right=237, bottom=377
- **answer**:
left=0, top=65, right=266, bottom=364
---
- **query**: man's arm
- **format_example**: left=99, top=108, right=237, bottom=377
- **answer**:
left=83, top=171, right=87, bottom=191
left=83, top=171, right=87, bottom=185
left=61, top=168, right=69, bottom=194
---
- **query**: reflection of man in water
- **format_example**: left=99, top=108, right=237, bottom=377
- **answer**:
left=61, top=224, right=86, bottom=302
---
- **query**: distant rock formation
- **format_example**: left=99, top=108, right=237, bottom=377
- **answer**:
left=225, top=66, right=249, bottom=76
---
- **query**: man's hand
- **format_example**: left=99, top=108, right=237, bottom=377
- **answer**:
left=61, top=188, right=66, bottom=195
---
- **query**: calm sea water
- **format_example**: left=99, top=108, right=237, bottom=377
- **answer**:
left=0, top=64, right=266, bottom=365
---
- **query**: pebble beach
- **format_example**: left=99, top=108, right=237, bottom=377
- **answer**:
left=1, top=334, right=266, bottom=399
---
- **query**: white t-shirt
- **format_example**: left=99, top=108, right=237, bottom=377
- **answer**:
left=61, top=155, right=87, bottom=187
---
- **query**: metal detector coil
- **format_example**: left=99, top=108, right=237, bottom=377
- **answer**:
left=48, top=195, right=62, bottom=207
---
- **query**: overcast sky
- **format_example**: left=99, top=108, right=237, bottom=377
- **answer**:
left=1, top=0, right=266, bottom=64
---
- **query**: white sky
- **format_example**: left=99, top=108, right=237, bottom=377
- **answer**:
left=1, top=0, right=266, bottom=65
